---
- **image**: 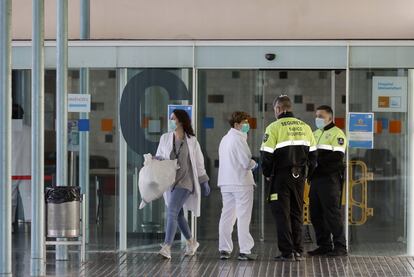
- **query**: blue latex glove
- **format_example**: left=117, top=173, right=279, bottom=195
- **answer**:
left=200, top=181, right=211, bottom=197
left=252, top=162, right=259, bottom=172
left=153, top=156, right=164, bottom=161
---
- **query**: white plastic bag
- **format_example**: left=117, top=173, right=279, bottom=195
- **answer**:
left=138, top=153, right=178, bottom=209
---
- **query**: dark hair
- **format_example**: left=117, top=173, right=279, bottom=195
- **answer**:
left=228, top=111, right=250, bottom=128
left=173, top=109, right=195, bottom=138
left=316, top=105, right=333, bottom=117
left=273, top=95, right=292, bottom=110
left=12, top=104, right=24, bottom=119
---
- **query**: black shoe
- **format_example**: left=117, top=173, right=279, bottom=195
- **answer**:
left=307, top=247, right=332, bottom=256
left=274, top=253, right=296, bottom=262
left=238, top=253, right=258, bottom=261
left=326, top=248, right=348, bottom=257
left=220, top=251, right=231, bottom=260
left=294, top=252, right=305, bottom=261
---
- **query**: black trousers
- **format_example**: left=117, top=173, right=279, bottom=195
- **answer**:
left=269, top=171, right=305, bottom=256
left=309, top=173, right=346, bottom=250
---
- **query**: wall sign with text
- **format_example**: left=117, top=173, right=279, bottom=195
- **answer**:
left=372, top=76, right=407, bottom=112
left=348, top=112, right=374, bottom=149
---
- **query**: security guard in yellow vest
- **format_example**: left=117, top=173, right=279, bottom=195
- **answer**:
left=308, top=105, right=347, bottom=257
left=261, top=95, right=317, bottom=261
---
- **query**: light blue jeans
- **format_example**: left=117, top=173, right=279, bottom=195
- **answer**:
left=164, top=187, right=192, bottom=245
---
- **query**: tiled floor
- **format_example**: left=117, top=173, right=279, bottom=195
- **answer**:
left=11, top=241, right=414, bottom=277
left=9, top=185, right=410, bottom=277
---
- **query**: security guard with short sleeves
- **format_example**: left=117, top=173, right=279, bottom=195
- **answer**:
left=308, top=105, right=348, bottom=257
left=260, top=95, right=317, bottom=261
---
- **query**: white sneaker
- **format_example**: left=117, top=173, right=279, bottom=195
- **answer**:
left=159, top=244, right=171, bottom=259
left=185, top=239, right=200, bottom=256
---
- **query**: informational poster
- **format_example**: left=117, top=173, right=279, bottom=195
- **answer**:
left=68, top=120, right=79, bottom=152
left=372, top=76, right=407, bottom=112
left=348, top=112, right=374, bottom=149
left=68, top=94, right=91, bottom=113
left=167, top=104, right=193, bottom=132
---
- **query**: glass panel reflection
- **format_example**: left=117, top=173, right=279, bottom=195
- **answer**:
left=348, top=69, right=408, bottom=255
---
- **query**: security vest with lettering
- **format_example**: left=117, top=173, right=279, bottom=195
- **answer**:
left=313, top=122, right=347, bottom=177
left=260, top=112, right=317, bottom=177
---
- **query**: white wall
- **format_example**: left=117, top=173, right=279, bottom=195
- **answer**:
left=11, top=0, right=414, bottom=40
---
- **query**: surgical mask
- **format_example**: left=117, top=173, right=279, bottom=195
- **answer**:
left=315, top=118, right=326, bottom=129
left=241, top=123, right=250, bottom=133
left=169, top=120, right=177, bottom=131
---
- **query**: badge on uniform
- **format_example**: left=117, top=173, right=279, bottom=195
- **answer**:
left=263, top=134, right=269, bottom=143
left=338, top=137, right=345, bottom=145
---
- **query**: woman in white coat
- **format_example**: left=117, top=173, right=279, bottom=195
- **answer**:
left=218, top=111, right=258, bottom=260
left=156, top=109, right=210, bottom=259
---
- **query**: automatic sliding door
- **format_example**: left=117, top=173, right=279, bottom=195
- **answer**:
left=120, top=68, right=193, bottom=250
left=196, top=69, right=265, bottom=241
left=262, top=70, right=338, bottom=243
left=348, top=69, right=408, bottom=255
left=196, top=69, right=345, bottom=246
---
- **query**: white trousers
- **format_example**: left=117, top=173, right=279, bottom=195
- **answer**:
left=12, top=180, right=32, bottom=222
left=219, top=189, right=254, bottom=254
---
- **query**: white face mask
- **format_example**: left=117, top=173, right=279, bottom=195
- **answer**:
left=241, top=123, right=250, bottom=133
left=315, top=118, right=326, bottom=129
left=169, top=120, right=177, bottom=131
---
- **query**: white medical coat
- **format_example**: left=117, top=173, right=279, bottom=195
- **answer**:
left=156, top=132, right=208, bottom=217
left=218, top=128, right=256, bottom=191
left=12, top=120, right=32, bottom=221
left=12, top=121, right=31, bottom=176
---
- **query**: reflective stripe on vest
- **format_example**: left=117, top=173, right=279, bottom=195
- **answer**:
left=275, top=140, right=310, bottom=150
left=261, top=146, right=275, bottom=153
left=261, top=117, right=316, bottom=154
left=316, top=144, right=346, bottom=153
left=261, top=140, right=316, bottom=153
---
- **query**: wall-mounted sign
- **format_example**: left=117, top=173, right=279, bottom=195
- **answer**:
left=372, top=76, right=407, bottom=112
left=68, top=120, right=79, bottom=152
left=68, top=94, right=91, bottom=113
left=348, top=112, right=374, bottom=149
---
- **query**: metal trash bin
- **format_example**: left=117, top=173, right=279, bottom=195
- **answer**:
left=45, top=186, right=81, bottom=238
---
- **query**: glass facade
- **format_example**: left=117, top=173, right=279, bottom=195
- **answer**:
left=348, top=69, right=408, bottom=255
left=87, top=69, right=118, bottom=250
left=9, top=43, right=414, bottom=256
left=123, top=68, right=193, bottom=249
left=197, top=69, right=345, bottom=242
left=197, top=70, right=265, bottom=241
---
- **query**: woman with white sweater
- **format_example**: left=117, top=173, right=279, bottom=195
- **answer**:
left=156, top=109, right=210, bottom=259
left=218, top=111, right=258, bottom=261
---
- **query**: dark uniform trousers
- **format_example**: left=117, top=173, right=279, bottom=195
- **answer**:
left=269, top=169, right=306, bottom=256
left=309, top=173, right=346, bottom=250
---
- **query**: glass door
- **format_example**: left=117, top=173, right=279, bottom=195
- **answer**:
left=119, top=68, right=193, bottom=250
left=196, top=69, right=345, bottom=249
left=196, top=69, right=265, bottom=242
left=348, top=68, right=408, bottom=255
left=86, top=69, right=119, bottom=251
left=262, top=70, right=344, bottom=245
